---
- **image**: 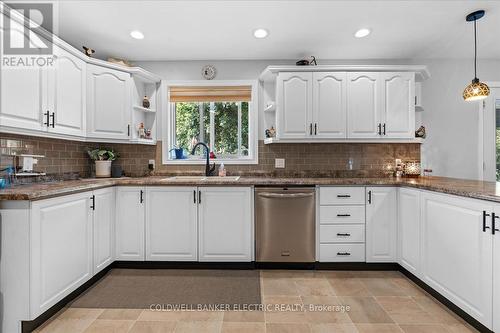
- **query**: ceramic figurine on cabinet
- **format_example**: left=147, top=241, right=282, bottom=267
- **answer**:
left=142, top=96, right=150, bottom=108
left=82, top=46, right=95, bottom=57
left=138, top=122, right=146, bottom=138
left=265, top=126, right=276, bottom=138
left=415, top=125, right=426, bottom=138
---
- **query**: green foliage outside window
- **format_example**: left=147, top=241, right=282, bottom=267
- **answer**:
left=175, top=102, right=249, bottom=158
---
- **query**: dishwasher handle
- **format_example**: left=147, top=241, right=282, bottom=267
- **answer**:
left=257, top=192, right=314, bottom=199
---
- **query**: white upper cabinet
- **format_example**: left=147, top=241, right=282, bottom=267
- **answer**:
left=46, top=46, right=86, bottom=137
left=115, top=187, right=145, bottom=260
left=198, top=187, right=252, bottom=262
left=93, top=187, right=115, bottom=275
left=87, top=64, right=131, bottom=141
left=145, top=187, right=198, bottom=261
left=365, top=187, right=397, bottom=262
left=347, top=72, right=381, bottom=138
left=312, top=72, right=347, bottom=138
left=398, top=188, right=421, bottom=276
left=421, top=191, right=492, bottom=328
left=30, top=192, right=93, bottom=317
left=276, top=72, right=312, bottom=139
left=381, top=72, right=415, bottom=138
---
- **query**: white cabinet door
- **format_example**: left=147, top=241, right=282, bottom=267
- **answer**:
left=115, top=187, right=145, bottom=260
left=398, top=188, right=421, bottom=276
left=0, top=63, right=45, bottom=132
left=93, top=187, right=115, bottom=274
left=47, top=46, right=86, bottom=137
left=87, top=64, right=131, bottom=140
left=366, top=187, right=397, bottom=262
left=198, top=187, right=252, bottom=261
left=30, top=192, right=92, bottom=317
left=494, top=209, right=500, bottom=333
left=381, top=72, right=415, bottom=138
left=312, top=72, right=347, bottom=138
left=421, top=192, right=492, bottom=328
left=145, top=187, right=198, bottom=261
left=347, top=72, right=381, bottom=138
left=277, top=72, right=312, bottom=139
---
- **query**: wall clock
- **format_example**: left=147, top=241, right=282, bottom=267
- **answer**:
left=202, top=65, right=216, bottom=80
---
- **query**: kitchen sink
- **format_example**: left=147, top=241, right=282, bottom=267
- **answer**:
left=164, top=176, right=240, bottom=181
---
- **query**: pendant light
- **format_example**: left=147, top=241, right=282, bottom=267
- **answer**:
left=463, top=10, right=490, bottom=102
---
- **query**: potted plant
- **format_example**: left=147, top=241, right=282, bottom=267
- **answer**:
left=87, top=148, right=118, bottom=178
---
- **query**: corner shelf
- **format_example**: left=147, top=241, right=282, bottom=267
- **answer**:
left=133, top=105, right=156, bottom=113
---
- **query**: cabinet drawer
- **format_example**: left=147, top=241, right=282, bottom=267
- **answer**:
left=320, top=187, right=365, bottom=205
left=319, top=243, right=365, bottom=262
left=320, top=205, right=365, bottom=224
left=320, top=225, right=365, bottom=243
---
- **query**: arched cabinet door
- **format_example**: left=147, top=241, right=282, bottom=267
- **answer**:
left=312, top=72, right=347, bottom=139
left=0, top=17, right=45, bottom=132
left=276, top=72, right=313, bottom=139
left=382, top=72, right=415, bottom=138
left=46, top=46, right=86, bottom=137
left=347, top=72, right=381, bottom=138
left=87, top=64, right=131, bottom=140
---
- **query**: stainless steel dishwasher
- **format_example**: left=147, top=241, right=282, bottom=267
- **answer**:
left=255, top=187, right=316, bottom=262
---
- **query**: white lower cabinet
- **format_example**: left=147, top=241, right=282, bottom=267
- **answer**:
left=116, top=187, right=145, bottom=260
left=198, top=187, right=253, bottom=261
left=93, top=188, right=115, bottom=274
left=30, top=192, right=93, bottom=317
left=145, top=187, right=198, bottom=261
left=398, top=188, right=421, bottom=276
left=366, top=187, right=397, bottom=262
left=421, top=191, right=492, bottom=328
left=493, top=206, right=500, bottom=332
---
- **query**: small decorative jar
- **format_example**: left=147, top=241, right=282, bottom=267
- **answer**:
left=142, top=96, right=150, bottom=108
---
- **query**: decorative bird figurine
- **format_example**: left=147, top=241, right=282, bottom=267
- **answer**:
left=83, top=46, right=95, bottom=57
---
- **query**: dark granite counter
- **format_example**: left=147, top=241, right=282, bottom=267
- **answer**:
left=1, top=176, right=500, bottom=203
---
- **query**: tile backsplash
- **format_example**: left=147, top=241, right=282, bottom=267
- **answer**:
left=0, top=134, right=420, bottom=178
left=0, top=134, right=156, bottom=178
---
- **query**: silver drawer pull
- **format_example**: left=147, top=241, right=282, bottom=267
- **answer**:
left=336, top=233, right=351, bottom=237
left=337, top=252, right=351, bottom=256
left=337, top=214, right=351, bottom=217
left=337, top=195, right=351, bottom=198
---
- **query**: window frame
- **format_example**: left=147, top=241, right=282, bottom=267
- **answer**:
left=163, top=80, right=259, bottom=165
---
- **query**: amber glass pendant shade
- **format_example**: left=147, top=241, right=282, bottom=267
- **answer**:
left=463, top=78, right=490, bottom=101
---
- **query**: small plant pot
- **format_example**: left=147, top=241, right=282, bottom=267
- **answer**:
left=95, top=160, right=112, bottom=178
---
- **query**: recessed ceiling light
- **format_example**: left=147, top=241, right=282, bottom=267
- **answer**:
left=253, top=28, right=269, bottom=39
left=130, top=30, right=144, bottom=40
left=354, top=28, right=371, bottom=38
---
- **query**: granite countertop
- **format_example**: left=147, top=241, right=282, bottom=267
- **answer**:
left=1, top=176, right=500, bottom=203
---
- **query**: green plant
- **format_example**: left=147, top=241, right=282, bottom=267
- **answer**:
left=87, top=148, right=119, bottom=161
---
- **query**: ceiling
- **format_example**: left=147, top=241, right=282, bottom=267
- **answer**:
left=51, top=0, right=500, bottom=61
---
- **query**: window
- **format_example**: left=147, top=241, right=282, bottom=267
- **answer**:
left=164, top=82, right=257, bottom=164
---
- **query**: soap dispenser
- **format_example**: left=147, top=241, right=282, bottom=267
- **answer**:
left=218, top=163, right=226, bottom=177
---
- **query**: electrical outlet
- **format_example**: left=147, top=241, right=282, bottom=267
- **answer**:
left=275, top=158, right=285, bottom=169
left=148, top=159, right=155, bottom=170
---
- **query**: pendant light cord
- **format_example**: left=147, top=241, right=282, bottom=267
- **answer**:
left=474, top=19, right=477, bottom=79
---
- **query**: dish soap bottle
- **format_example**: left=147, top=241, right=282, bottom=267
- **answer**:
left=218, top=163, right=226, bottom=177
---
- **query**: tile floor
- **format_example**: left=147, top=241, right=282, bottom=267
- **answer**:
left=34, top=270, right=478, bottom=333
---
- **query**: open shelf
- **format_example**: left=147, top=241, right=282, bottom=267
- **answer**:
left=133, top=105, right=156, bottom=113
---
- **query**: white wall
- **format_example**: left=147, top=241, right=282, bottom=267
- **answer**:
left=136, top=58, right=500, bottom=180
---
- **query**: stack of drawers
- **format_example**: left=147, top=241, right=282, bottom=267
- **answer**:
left=319, top=187, right=366, bottom=262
